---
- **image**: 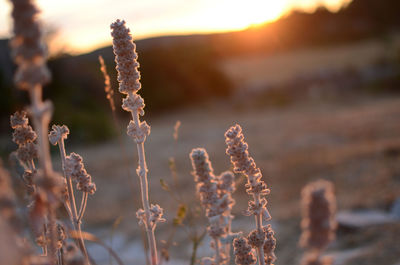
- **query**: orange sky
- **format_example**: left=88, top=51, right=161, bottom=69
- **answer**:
left=0, top=0, right=352, bottom=54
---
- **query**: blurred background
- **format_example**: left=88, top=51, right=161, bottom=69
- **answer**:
left=0, top=0, right=400, bottom=264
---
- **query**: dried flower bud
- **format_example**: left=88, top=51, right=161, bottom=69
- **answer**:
left=127, top=120, right=150, bottom=143
left=10, top=111, right=28, bottom=128
left=233, top=237, right=256, bottom=265
left=64, top=153, right=96, bottom=195
left=218, top=171, right=235, bottom=193
left=48, top=125, right=69, bottom=145
left=136, top=208, right=146, bottom=226
left=149, top=204, right=166, bottom=226
left=16, top=142, right=38, bottom=163
left=12, top=125, right=37, bottom=146
left=122, top=93, right=145, bottom=115
left=76, top=174, right=96, bottom=195
left=300, top=180, right=336, bottom=250
left=247, top=229, right=265, bottom=248
left=190, top=148, right=215, bottom=183
left=110, top=19, right=141, bottom=94
left=263, top=225, right=276, bottom=265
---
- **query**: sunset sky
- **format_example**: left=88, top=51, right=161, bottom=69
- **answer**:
left=0, top=0, right=351, bottom=54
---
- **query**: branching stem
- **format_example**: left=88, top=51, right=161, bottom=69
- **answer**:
left=58, top=139, right=90, bottom=264
left=130, top=100, right=158, bottom=265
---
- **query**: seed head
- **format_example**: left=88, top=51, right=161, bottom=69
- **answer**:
left=110, top=19, right=141, bottom=94
left=9, top=0, right=50, bottom=89
left=300, top=180, right=337, bottom=250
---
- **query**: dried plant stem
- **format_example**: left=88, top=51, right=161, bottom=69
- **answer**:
left=58, top=139, right=90, bottom=264
left=28, top=85, right=59, bottom=263
left=28, top=86, right=51, bottom=174
left=78, top=192, right=88, bottom=222
left=253, top=197, right=265, bottom=265
left=190, top=231, right=206, bottom=265
left=131, top=108, right=158, bottom=265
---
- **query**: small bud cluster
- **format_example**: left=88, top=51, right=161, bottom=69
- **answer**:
left=300, top=180, right=337, bottom=265
left=65, top=153, right=96, bottom=195
left=48, top=125, right=69, bottom=146
left=10, top=111, right=38, bottom=165
left=9, top=0, right=50, bottom=90
left=190, top=148, right=237, bottom=264
left=233, top=237, right=256, bottom=265
left=136, top=204, right=166, bottom=229
left=263, top=225, right=276, bottom=265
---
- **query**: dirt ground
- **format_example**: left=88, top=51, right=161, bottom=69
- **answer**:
left=57, top=94, right=400, bottom=264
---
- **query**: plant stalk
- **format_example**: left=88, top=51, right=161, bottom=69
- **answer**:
left=131, top=110, right=158, bottom=265
left=58, top=140, right=90, bottom=264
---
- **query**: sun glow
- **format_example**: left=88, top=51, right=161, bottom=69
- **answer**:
left=183, top=0, right=288, bottom=32
left=0, top=0, right=352, bottom=54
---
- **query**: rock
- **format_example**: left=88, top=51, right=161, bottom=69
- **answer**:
left=337, top=210, right=396, bottom=229
left=390, top=197, right=400, bottom=219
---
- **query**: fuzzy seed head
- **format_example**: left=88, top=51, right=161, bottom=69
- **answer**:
left=247, top=229, right=265, bottom=248
left=10, top=111, right=28, bottom=128
left=190, top=148, right=215, bottom=183
left=233, top=237, right=256, bottom=265
left=300, top=180, right=337, bottom=250
left=65, top=153, right=96, bottom=195
left=263, top=225, right=277, bottom=265
left=9, top=0, right=51, bottom=89
left=12, top=125, right=37, bottom=146
left=16, top=142, right=38, bottom=162
left=110, top=19, right=141, bottom=94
